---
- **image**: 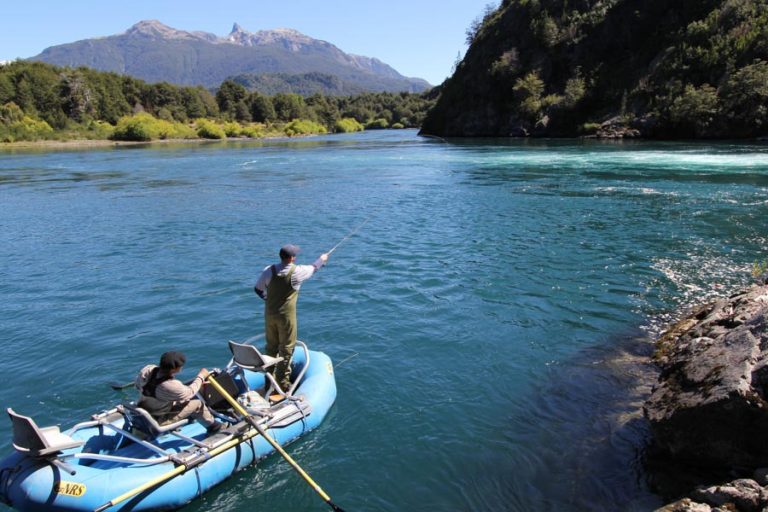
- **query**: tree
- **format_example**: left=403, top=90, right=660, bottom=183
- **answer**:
left=669, top=84, right=720, bottom=136
left=91, top=73, right=132, bottom=124
left=0, top=102, right=24, bottom=124
left=720, top=60, right=768, bottom=134
left=0, top=74, right=14, bottom=105
left=249, top=92, right=276, bottom=122
left=234, top=100, right=252, bottom=122
left=513, top=72, right=545, bottom=121
left=272, top=93, right=307, bottom=121
left=216, top=80, right=249, bottom=120
left=306, top=93, right=339, bottom=127
left=60, top=70, right=95, bottom=122
left=180, top=87, right=207, bottom=119
left=145, top=82, right=182, bottom=117
left=193, top=87, right=219, bottom=117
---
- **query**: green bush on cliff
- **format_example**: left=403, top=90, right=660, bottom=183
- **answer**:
left=669, top=84, right=720, bottom=136
left=719, top=60, right=768, bottom=135
left=513, top=72, right=545, bottom=121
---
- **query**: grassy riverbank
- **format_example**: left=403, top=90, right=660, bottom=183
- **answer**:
left=0, top=107, right=352, bottom=145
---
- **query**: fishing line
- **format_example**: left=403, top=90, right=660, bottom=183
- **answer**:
left=334, top=352, right=359, bottom=369
left=326, top=214, right=375, bottom=256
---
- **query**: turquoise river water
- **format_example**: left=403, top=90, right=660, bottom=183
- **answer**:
left=1, top=130, right=767, bottom=511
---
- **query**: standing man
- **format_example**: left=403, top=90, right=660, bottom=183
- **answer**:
left=254, top=244, right=328, bottom=398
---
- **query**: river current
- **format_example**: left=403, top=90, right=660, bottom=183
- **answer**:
left=1, top=131, right=767, bottom=511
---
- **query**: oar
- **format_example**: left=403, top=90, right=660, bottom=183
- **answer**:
left=206, top=375, right=345, bottom=512
left=94, top=428, right=261, bottom=512
left=108, top=381, right=134, bottom=391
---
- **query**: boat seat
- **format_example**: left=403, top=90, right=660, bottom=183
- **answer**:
left=228, top=340, right=283, bottom=372
left=7, top=408, right=84, bottom=457
left=227, top=340, right=286, bottom=396
left=119, top=403, right=190, bottom=436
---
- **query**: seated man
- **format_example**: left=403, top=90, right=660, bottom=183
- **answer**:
left=135, top=351, right=223, bottom=434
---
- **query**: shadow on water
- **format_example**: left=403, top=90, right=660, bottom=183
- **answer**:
left=495, top=330, right=665, bottom=511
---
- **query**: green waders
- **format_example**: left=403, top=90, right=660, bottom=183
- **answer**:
left=265, top=264, right=299, bottom=392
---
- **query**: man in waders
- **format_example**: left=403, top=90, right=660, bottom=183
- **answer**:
left=254, top=244, right=328, bottom=401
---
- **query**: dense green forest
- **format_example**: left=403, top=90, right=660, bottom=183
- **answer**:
left=0, top=61, right=435, bottom=142
left=421, top=0, right=768, bottom=139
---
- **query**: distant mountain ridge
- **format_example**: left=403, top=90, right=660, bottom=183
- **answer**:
left=30, top=20, right=431, bottom=95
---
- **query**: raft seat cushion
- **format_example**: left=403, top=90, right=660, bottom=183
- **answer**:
left=7, top=407, right=84, bottom=457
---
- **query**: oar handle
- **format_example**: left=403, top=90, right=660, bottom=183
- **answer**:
left=206, top=376, right=344, bottom=512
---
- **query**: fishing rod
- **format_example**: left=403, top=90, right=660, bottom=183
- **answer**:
left=326, top=215, right=374, bottom=256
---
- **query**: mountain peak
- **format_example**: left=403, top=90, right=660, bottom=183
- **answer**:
left=126, top=20, right=220, bottom=43
left=127, top=20, right=180, bottom=38
left=31, top=20, right=431, bottom=92
left=227, top=24, right=316, bottom=50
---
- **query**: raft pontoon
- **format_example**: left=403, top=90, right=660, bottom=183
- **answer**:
left=0, top=338, right=337, bottom=511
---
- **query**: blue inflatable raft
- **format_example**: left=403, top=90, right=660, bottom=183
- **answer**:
left=0, top=338, right=337, bottom=511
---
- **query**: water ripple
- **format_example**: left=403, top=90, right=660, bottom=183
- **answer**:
left=1, top=132, right=767, bottom=511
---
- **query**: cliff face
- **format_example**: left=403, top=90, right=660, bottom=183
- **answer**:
left=420, top=0, right=768, bottom=139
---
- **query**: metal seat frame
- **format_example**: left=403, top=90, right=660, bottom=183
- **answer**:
left=226, top=338, right=311, bottom=402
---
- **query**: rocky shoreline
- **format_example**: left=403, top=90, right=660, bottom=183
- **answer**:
left=644, top=284, right=768, bottom=511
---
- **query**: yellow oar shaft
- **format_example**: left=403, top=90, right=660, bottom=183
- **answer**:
left=206, top=376, right=339, bottom=507
left=95, top=419, right=261, bottom=511
left=94, top=465, right=186, bottom=512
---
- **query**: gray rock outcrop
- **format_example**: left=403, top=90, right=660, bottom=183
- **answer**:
left=644, top=285, right=768, bottom=511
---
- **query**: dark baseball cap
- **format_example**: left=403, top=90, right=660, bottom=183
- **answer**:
left=279, top=244, right=301, bottom=259
left=159, top=351, right=186, bottom=371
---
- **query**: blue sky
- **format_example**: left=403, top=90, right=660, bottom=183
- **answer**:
left=0, top=0, right=498, bottom=86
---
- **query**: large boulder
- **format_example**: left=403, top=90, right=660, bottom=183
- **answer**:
left=644, top=285, right=768, bottom=469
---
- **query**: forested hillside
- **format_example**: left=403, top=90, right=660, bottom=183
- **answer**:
left=0, top=61, right=434, bottom=142
left=421, top=0, right=768, bottom=139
